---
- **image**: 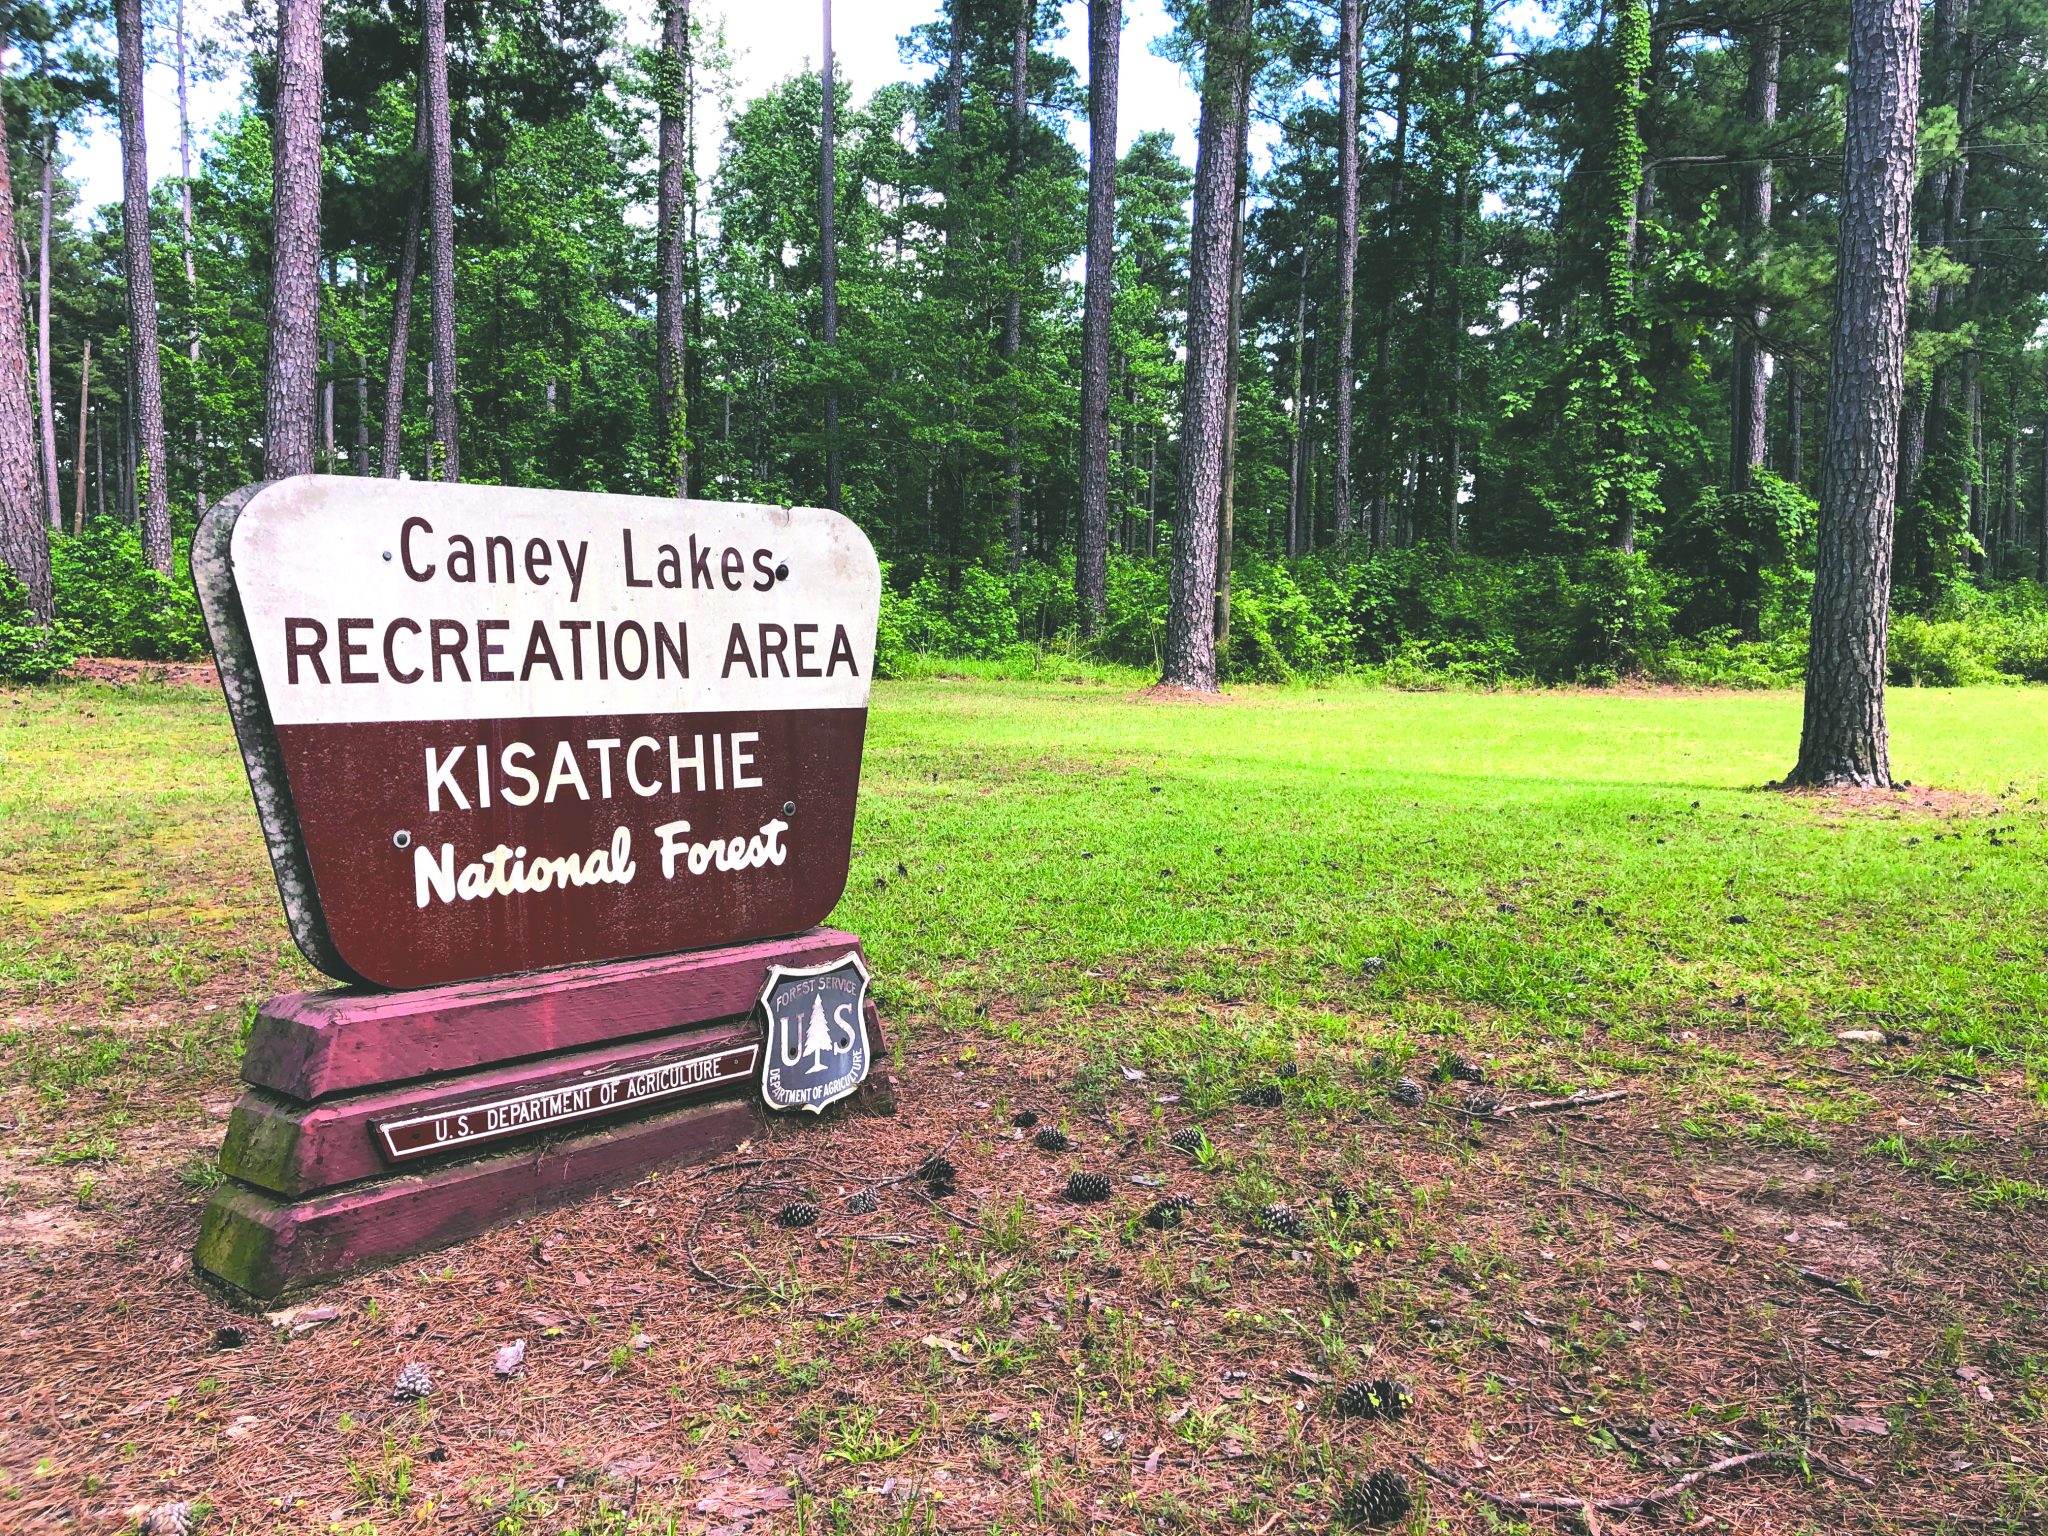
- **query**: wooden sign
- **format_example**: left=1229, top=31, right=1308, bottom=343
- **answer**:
left=194, top=476, right=880, bottom=989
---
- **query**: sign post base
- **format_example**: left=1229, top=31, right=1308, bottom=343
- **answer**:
left=194, top=928, right=889, bottom=1301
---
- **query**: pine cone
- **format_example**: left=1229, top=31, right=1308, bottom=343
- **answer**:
left=1064, top=1170, right=1112, bottom=1204
left=1436, top=1054, right=1485, bottom=1085
left=1260, top=1203, right=1306, bottom=1240
left=1390, top=1076, right=1427, bottom=1108
left=1238, top=1083, right=1284, bottom=1109
left=1338, top=1469, right=1413, bottom=1528
left=916, top=1154, right=956, bottom=1187
left=1464, top=1089, right=1505, bottom=1118
left=391, top=1361, right=433, bottom=1400
left=1328, top=1185, right=1356, bottom=1215
left=141, top=1503, right=194, bottom=1536
left=775, top=1200, right=820, bottom=1228
left=1168, top=1127, right=1207, bottom=1155
left=1274, top=1061, right=1299, bottom=1080
left=1141, top=1194, right=1196, bottom=1230
left=1011, top=1109, right=1039, bottom=1129
left=845, top=1190, right=879, bottom=1215
left=1033, top=1127, right=1071, bottom=1152
left=1337, top=1376, right=1413, bottom=1421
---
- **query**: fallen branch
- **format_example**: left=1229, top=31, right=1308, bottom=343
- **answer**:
left=1494, top=1088, right=1630, bottom=1118
left=1415, top=1446, right=1871, bottom=1517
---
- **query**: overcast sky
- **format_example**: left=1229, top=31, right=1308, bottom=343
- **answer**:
left=61, top=0, right=1209, bottom=224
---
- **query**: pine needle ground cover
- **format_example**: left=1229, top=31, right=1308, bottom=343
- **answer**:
left=1, top=674, right=2044, bottom=1533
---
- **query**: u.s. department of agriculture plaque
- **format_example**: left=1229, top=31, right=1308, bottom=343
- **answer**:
left=758, top=951, right=872, bottom=1113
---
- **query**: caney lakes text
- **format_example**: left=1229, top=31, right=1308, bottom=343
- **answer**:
left=280, top=523, right=861, bottom=687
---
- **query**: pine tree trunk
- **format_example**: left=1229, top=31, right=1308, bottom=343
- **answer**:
left=1786, top=363, right=1803, bottom=487
left=380, top=183, right=422, bottom=478
left=0, top=83, right=51, bottom=621
left=1213, top=110, right=1250, bottom=651
left=821, top=0, right=841, bottom=509
left=72, top=339, right=90, bottom=533
left=1729, top=20, right=1777, bottom=492
left=1002, top=11, right=1029, bottom=572
left=2039, top=422, right=2048, bottom=583
left=656, top=0, right=690, bottom=497
left=943, top=1, right=965, bottom=136
left=1368, top=0, right=1412, bottom=549
left=177, top=0, right=204, bottom=513
left=36, top=145, right=59, bottom=530
left=1075, top=0, right=1119, bottom=636
left=1286, top=244, right=1309, bottom=558
left=1791, top=0, right=1919, bottom=789
left=115, top=0, right=172, bottom=571
left=423, top=0, right=460, bottom=481
left=1161, top=0, right=1252, bottom=691
left=264, top=0, right=323, bottom=480
left=1331, top=0, right=1361, bottom=542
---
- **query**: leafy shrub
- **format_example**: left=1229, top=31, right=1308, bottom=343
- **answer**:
left=0, top=571, right=73, bottom=682
left=1660, top=474, right=1813, bottom=637
left=51, top=523, right=208, bottom=661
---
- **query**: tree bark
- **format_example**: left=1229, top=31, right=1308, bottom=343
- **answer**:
left=2039, top=421, right=2048, bottom=583
left=943, top=0, right=965, bottom=139
left=423, top=0, right=460, bottom=481
left=1785, top=363, right=1803, bottom=487
left=1214, top=107, right=1250, bottom=650
left=72, top=339, right=91, bottom=533
left=1161, top=0, right=1252, bottom=691
left=1791, top=0, right=1919, bottom=789
left=264, top=0, right=323, bottom=480
left=1286, top=242, right=1309, bottom=558
left=656, top=0, right=690, bottom=497
left=821, top=0, right=841, bottom=508
left=0, top=82, right=52, bottom=621
left=380, top=181, right=422, bottom=478
left=1331, top=0, right=1361, bottom=541
left=1368, top=0, right=1412, bottom=549
left=177, top=0, right=205, bottom=513
left=1729, top=19, right=1777, bottom=492
left=36, top=144, right=59, bottom=530
left=1002, top=9, right=1029, bottom=572
left=1076, top=0, right=1119, bottom=636
left=115, top=0, right=172, bottom=571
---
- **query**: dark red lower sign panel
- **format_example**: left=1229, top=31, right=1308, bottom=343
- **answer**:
left=274, top=707, right=866, bottom=989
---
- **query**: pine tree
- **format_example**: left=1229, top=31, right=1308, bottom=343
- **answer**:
left=1791, top=0, right=1922, bottom=786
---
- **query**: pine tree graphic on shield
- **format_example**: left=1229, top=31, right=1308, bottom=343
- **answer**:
left=758, top=951, right=872, bottom=1113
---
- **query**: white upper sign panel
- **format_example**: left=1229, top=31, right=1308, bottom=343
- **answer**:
left=230, top=477, right=880, bottom=726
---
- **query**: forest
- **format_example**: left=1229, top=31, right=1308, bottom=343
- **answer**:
left=2, top=0, right=2047, bottom=691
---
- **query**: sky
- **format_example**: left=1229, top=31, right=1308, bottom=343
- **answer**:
left=61, top=0, right=1210, bottom=225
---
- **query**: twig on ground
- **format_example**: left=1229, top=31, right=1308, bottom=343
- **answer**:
left=1415, top=1445, right=1871, bottom=1517
left=1566, top=1177, right=1710, bottom=1237
left=1494, top=1088, right=1630, bottom=1118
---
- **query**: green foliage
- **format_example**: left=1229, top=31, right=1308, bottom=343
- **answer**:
left=1660, top=474, right=1814, bottom=637
left=0, top=574, right=74, bottom=683
left=51, top=524, right=208, bottom=662
left=1891, top=583, right=2048, bottom=686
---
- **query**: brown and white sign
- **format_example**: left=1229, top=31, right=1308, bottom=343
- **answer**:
left=194, top=476, right=880, bottom=989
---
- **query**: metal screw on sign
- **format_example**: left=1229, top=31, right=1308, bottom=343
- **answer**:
left=382, top=550, right=393, bottom=561
left=392, top=830, right=413, bottom=850
left=775, top=562, right=790, bottom=582
left=783, top=801, right=797, bottom=818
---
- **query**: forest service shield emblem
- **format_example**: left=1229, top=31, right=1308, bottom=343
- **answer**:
left=758, top=952, right=872, bottom=1114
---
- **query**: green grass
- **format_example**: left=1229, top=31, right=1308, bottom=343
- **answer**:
left=830, top=680, right=2048, bottom=1084
left=2, top=677, right=2045, bottom=1091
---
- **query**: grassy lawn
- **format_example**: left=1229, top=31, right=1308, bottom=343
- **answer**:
left=1, top=676, right=2044, bottom=1532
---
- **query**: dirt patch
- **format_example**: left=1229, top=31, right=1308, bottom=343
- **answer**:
left=1760, top=781, right=2008, bottom=818
left=60, top=657, right=221, bottom=689
left=1129, top=682, right=1236, bottom=705
left=1, top=1027, right=2041, bottom=1534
